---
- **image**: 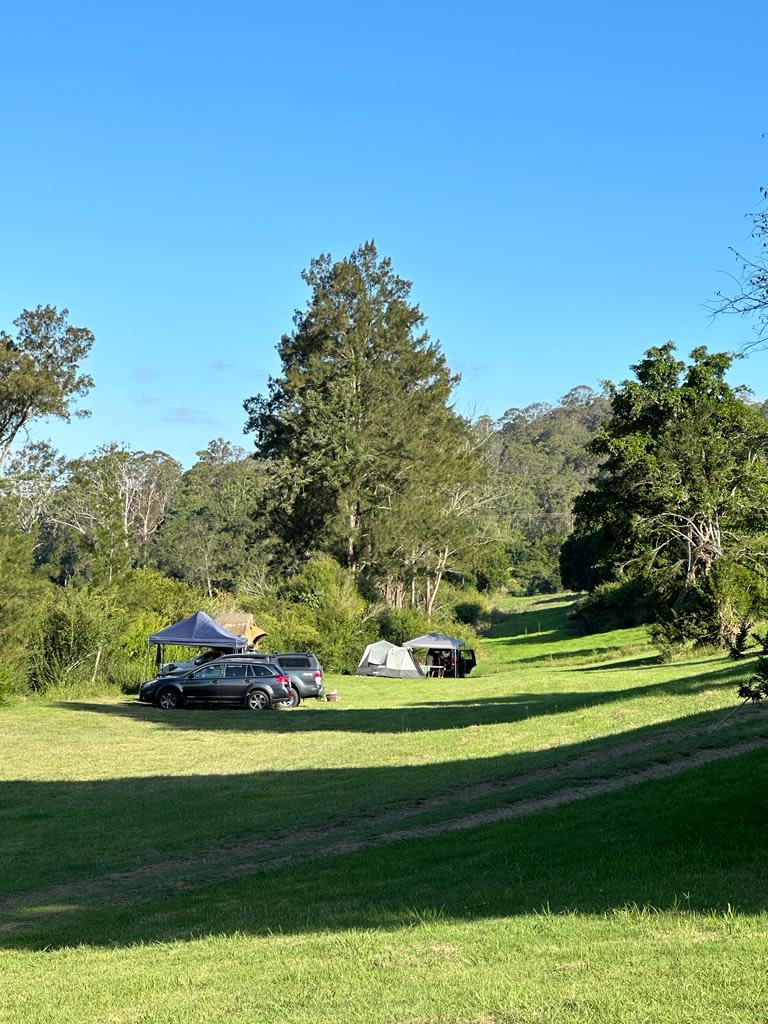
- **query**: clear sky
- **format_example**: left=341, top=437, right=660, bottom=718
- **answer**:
left=1, top=1, right=766, bottom=466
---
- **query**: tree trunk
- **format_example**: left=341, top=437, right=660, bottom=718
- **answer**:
left=90, top=647, right=102, bottom=686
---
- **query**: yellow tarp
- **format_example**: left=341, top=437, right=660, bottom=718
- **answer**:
left=215, top=612, right=268, bottom=646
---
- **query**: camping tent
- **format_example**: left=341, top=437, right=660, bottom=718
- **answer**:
left=148, top=611, right=247, bottom=650
left=215, top=611, right=268, bottom=646
left=402, top=632, right=465, bottom=650
left=356, top=640, right=425, bottom=679
left=402, top=632, right=476, bottom=678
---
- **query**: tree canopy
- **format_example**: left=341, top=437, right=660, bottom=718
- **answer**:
left=563, top=343, right=768, bottom=643
left=0, top=306, right=93, bottom=470
left=244, top=241, right=492, bottom=609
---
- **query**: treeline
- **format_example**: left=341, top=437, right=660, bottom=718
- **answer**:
left=5, top=236, right=768, bottom=696
left=2, top=246, right=603, bottom=694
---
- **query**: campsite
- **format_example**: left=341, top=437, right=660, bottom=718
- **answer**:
left=3, top=5, right=768, bottom=1021
left=3, top=594, right=768, bottom=1022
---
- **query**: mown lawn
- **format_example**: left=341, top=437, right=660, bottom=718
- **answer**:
left=1, top=595, right=767, bottom=1023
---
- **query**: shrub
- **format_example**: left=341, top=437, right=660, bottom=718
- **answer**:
left=249, top=556, right=377, bottom=673
left=0, top=663, right=20, bottom=702
left=726, top=621, right=753, bottom=660
left=377, top=606, right=432, bottom=647
left=453, top=600, right=486, bottom=628
left=30, top=587, right=116, bottom=692
left=739, top=656, right=768, bottom=702
left=570, top=578, right=657, bottom=634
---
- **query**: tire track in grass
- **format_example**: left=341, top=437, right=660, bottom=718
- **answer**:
left=1, top=729, right=766, bottom=929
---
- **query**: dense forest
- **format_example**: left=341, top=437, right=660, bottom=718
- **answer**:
left=2, top=232, right=768, bottom=696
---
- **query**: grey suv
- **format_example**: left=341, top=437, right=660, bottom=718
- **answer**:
left=138, top=655, right=292, bottom=711
left=246, top=652, right=325, bottom=707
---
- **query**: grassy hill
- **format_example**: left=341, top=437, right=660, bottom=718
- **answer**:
left=2, top=595, right=767, bottom=1023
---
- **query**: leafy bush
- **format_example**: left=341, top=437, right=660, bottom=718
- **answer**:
left=377, top=606, right=432, bottom=647
left=30, top=587, right=116, bottom=692
left=570, top=578, right=657, bottom=634
left=0, top=663, right=19, bottom=702
left=472, top=542, right=512, bottom=593
left=249, top=557, right=377, bottom=672
left=726, top=621, right=753, bottom=660
left=508, top=534, right=563, bottom=596
left=739, top=657, right=768, bottom=702
left=453, top=600, right=486, bottom=628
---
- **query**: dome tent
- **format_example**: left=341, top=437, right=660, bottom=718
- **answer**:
left=356, top=640, right=425, bottom=679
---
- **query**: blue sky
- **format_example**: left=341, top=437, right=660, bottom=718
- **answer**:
left=1, top=1, right=766, bottom=465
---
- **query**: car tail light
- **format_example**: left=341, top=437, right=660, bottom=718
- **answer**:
left=313, top=672, right=322, bottom=681
left=275, top=674, right=289, bottom=684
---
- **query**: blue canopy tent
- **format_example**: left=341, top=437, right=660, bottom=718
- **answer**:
left=148, top=611, right=247, bottom=669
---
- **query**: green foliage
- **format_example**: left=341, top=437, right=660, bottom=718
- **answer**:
left=453, top=600, right=486, bottom=628
left=248, top=556, right=377, bottom=672
left=376, top=605, right=432, bottom=646
left=738, top=656, right=768, bottom=701
left=151, top=439, right=269, bottom=595
left=0, top=306, right=93, bottom=469
left=30, top=587, right=115, bottom=692
left=570, top=578, right=657, bottom=634
left=752, top=627, right=768, bottom=654
left=570, top=344, right=768, bottom=645
left=244, top=242, right=492, bottom=614
left=0, top=517, right=50, bottom=689
left=494, top=388, right=611, bottom=596
left=472, top=540, right=512, bottom=592
left=46, top=445, right=182, bottom=585
left=508, top=532, right=564, bottom=595
left=726, top=621, right=753, bottom=661
left=559, top=529, right=610, bottom=592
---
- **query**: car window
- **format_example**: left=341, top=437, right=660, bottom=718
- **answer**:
left=224, top=664, right=248, bottom=679
left=278, top=656, right=310, bottom=669
left=192, top=665, right=224, bottom=679
left=250, top=665, right=272, bottom=677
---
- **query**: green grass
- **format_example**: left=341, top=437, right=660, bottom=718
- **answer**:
left=2, top=595, right=767, bottom=1022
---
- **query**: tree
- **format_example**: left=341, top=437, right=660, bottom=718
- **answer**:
left=0, top=306, right=94, bottom=469
left=496, top=385, right=611, bottom=593
left=244, top=241, right=486, bottom=608
left=0, top=442, right=65, bottom=535
left=567, top=343, right=768, bottom=642
left=151, top=439, right=269, bottom=595
left=712, top=185, right=768, bottom=351
left=46, top=445, right=181, bottom=584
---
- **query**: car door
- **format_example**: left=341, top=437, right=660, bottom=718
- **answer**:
left=182, top=663, right=225, bottom=701
left=222, top=663, right=251, bottom=701
left=248, top=663, right=277, bottom=698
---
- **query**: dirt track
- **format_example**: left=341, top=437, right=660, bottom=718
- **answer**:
left=2, top=727, right=765, bottom=930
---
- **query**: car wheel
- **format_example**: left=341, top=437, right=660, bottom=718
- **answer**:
left=157, top=687, right=181, bottom=710
left=281, top=687, right=301, bottom=708
left=246, top=689, right=269, bottom=711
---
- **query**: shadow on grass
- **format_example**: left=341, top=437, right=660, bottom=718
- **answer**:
left=52, top=657, right=751, bottom=734
left=1, top=733, right=767, bottom=951
left=485, top=603, right=578, bottom=643
left=576, top=655, right=662, bottom=672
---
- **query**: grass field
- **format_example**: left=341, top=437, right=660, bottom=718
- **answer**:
left=2, top=595, right=767, bottom=1023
